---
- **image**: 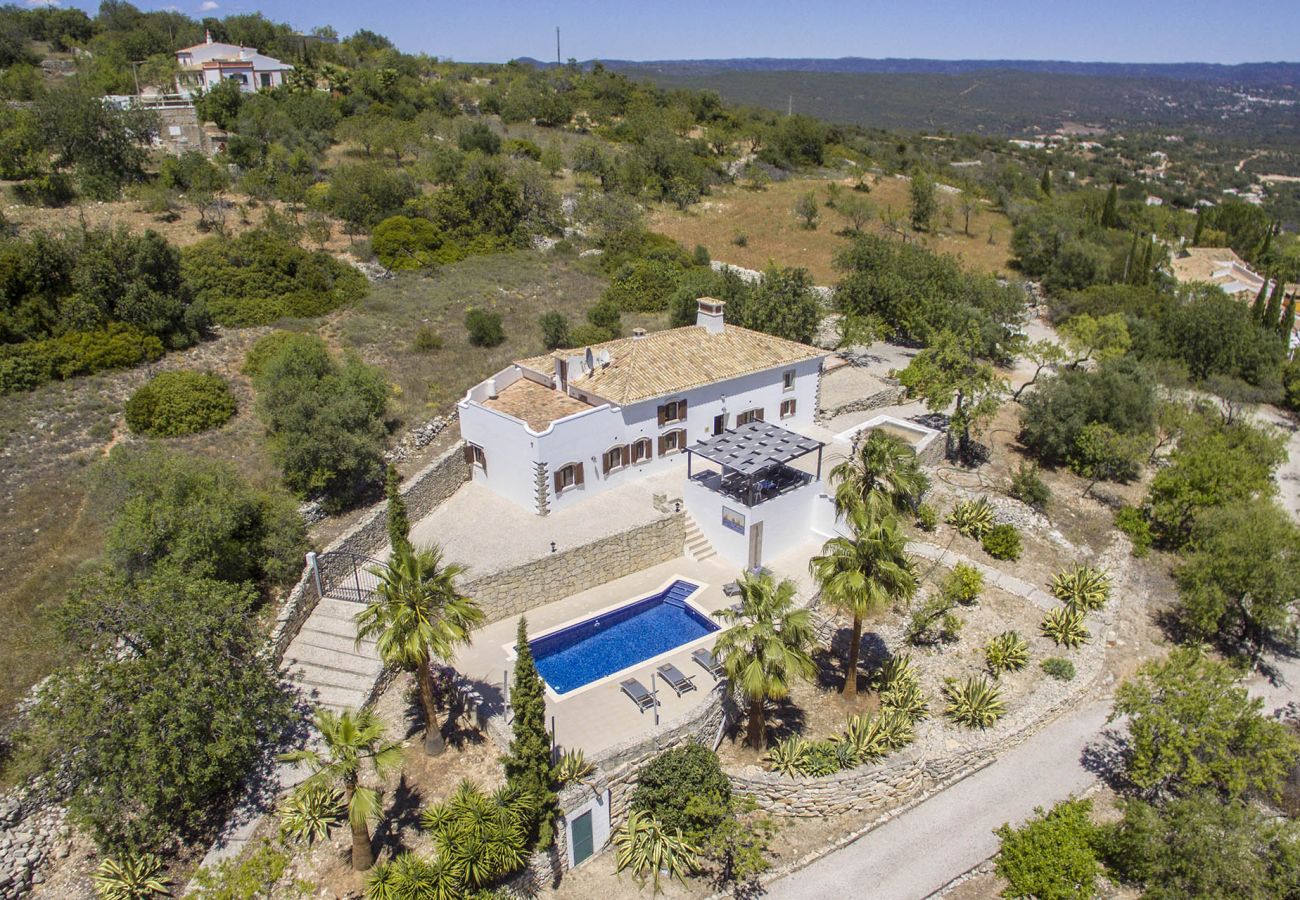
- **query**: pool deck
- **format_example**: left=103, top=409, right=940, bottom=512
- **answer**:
left=451, top=544, right=821, bottom=760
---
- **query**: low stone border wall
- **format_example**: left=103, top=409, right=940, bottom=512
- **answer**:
left=269, top=441, right=471, bottom=657
left=816, top=385, right=906, bottom=423
left=464, top=514, right=686, bottom=625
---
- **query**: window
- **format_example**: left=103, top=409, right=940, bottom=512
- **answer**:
left=736, top=408, right=765, bottom=426
left=259, top=72, right=272, bottom=88
left=780, top=398, right=797, bottom=419
left=602, top=444, right=630, bottom=474
left=631, top=438, right=653, bottom=464
left=463, top=443, right=487, bottom=471
left=554, top=462, right=584, bottom=494
left=783, top=369, right=797, bottom=392
left=658, top=428, right=686, bottom=456
left=657, top=398, right=687, bottom=426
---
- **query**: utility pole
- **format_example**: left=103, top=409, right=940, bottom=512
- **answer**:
left=556, top=27, right=561, bottom=66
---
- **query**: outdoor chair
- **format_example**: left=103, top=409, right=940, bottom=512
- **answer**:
left=620, top=677, right=658, bottom=713
left=722, top=580, right=742, bottom=597
left=657, top=663, right=697, bottom=696
left=691, top=647, right=724, bottom=680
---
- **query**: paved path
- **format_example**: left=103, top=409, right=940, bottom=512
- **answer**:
left=766, top=658, right=1299, bottom=900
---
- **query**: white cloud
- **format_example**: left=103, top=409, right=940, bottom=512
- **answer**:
left=199, top=0, right=218, bottom=10
left=25, top=0, right=61, bottom=7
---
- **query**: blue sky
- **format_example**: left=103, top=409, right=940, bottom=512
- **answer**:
left=57, top=0, right=1300, bottom=64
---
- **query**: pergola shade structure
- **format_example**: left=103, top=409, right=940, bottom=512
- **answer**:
left=686, top=420, right=824, bottom=507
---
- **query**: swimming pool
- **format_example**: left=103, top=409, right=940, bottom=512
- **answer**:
left=531, top=579, right=717, bottom=695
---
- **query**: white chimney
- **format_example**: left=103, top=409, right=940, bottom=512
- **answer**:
left=486, top=377, right=498, bottom=399
left=696, top=297, right=725, bottom=335
left=205, top=29, right=213, bottom=44
left=632, top=327, right=647, bottom=340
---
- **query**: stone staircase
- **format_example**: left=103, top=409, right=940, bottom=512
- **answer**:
left=684, top=513, right=718, bottom=563
left=282, top=597, right=384, bottom=713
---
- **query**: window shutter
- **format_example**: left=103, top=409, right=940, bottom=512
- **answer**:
left=755, top=408, right=765, bottom=421
left=658, top=434, right=667, bottom=455
left=479, top=448, right=487, bottom=473
left=679, top=398, right=688, bottom=420
left=575, top=462, right=585, bottom=486
left=657, top=404, right=667, bottom=426
left=463, top=444, right=475, bottom=464
left=676, top=428, right=687, bottom=450
left=602, top=451, right=611, bottom=475
left=621, top=445, right=630, bottom=466
left=554, top=469, right=563, bottom=493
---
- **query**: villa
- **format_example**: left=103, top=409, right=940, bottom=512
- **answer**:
left=174, top=32, right=293, bottom=95
left=458, top=299, right=831, bottom=567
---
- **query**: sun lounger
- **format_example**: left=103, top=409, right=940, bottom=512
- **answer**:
left=656, top=663, right=697, bottom=697
left=691, top=647, right=723, bottom=679
left=620, top=677, right=658, bottom=713
left=722, top=581, right=742, bottom=597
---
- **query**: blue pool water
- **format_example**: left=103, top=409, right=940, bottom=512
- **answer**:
left=531, top=580, right=717, bottom=694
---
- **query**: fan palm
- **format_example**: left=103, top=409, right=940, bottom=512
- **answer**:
left=357, top=542, right=485, bottom=755
left=831, top=430, right=929, bottom=518
left=810, top=508, right=916, bottom=698
left=279, top=707, right=404, bottom=871
left=712, top=570, right=816, bottom=749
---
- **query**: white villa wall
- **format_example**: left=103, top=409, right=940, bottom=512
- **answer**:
left=461, top=355, right=824, bottom=516
left=684, top=476, right=823, bottom=567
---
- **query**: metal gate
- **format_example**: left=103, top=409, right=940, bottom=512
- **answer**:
left=312, top=551, right=385, bottom=604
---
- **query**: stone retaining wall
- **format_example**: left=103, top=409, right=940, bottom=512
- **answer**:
left=815, top=385, right=906, bottom=422
left=463, top=513, right=686, bottom=625
left=270, top=441, right=471, bottom=657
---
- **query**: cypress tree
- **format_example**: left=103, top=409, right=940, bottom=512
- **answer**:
left=1279, top=291, right=1295, bottom=342
left=1124, top=231, right=1140, bottom=284
left=1259, top=224, right=1274, bottom=263
left=1040, top=167, right=1052, bottom=196
left=1252, top=277, right=1270, bottom=323
left=1101, top=183, right=1119, bottom=229
left=504, top=617, right=555, bottom=846
left=1264, top=279, right=1284, bottom=330
left=384, top=463, right=410, bottom=553
left=1192, top=208, right=1205, bottom=246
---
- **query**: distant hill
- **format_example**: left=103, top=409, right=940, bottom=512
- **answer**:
left=516, top=56, right=1300, bottom=138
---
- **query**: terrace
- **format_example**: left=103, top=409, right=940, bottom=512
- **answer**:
left=685, top=420, right=825, bottom=508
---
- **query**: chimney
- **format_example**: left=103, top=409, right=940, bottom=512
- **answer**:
left=631, top=327, right=646, bottom=340
left=696, top=297, right=725, bottom=335
left=486, top=377, right=498, bottom=400
left=554, top=357, right=568, bottom=392
left=205, top=29, right=213, bottom=44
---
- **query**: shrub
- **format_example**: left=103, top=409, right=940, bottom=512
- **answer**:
left=632, top=744, right=732, bottom=844
left=1018, top=358, right=1156, bottom=469
left=1009, top=462, right=1051, bottom=511
left=241, top=332, right=325, bottom=379
left=568, top=323, right=613, bottom=346
left=1050, top=565, right=1111, bottom=612
left=0, top=323, right=165, bottom=395
left=995, top=798, right=1100, bottom=900
left=947, top=497, right=995, bottom=539
left=941, top=563, right=984, bottom=605
left=189, top=839, right=299, bottom=900
left=1041, top=657, right=1076, bottom=681
left=982, top=523, right=1023, bottom=561
left=915, top=502, right=938, bottom=531
left=1114, top=506, right=1152, bottom=557
left=732, top=232, right=748, bottom=247
left=14, top=171, right=76, bottom=207
left=465, top=308, right=505, bottom=347
left=411, top=327, right=443, bottom=353
left=539, top=311, right=571, bottom=350
left=1041, top=606, right=1090, bottom=649
left=125, top=371, right=236, bottom=437
left=416, top=782, right=540, bottom=891
left=371, top=215, right=441, bottom=270
left=905, top=595, right=962, bottom=646
left=944, top=675, right=1006, bottom=729
left=692, top=244, right=711, bottom=266
left=985, top=631, right=1030, bottom=677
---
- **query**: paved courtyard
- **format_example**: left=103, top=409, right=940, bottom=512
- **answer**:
left=451, top=546, right=821, bottom=760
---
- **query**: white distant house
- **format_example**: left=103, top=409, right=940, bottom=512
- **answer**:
left=174, top=31, right=292, bottom=95
left=458, top=299, right=831, bottom=568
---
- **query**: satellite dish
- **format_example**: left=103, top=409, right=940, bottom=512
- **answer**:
left=596, top=349, right=611, bottom=368
left=584, top=347, right=595, bottom=371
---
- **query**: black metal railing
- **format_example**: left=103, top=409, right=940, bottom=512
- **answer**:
left=689, top=464, right=813, bottom=507
left=314, top=551, right=385, bottom=604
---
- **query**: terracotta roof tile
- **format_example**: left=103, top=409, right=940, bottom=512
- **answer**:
left=481, top=378, right=592, bottom=430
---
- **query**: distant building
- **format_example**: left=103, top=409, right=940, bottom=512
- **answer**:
left=1171, top=247, right=1266, bottom=298
left=1145, top=195, right=1164, bottom=206
left=174, top=31, right=293, bottom=95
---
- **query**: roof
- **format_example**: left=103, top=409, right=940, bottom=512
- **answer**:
left=176, top=40, right=291, bottom=71
left=515, top=324, right=825, bottom=407
left=688, top=420, right=823, bottom=476
left=1170, top=247, right=1262, bottom=294
left=481, top=377, right=592, bottom=431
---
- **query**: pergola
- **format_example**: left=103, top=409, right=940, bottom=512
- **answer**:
left=686, top=420, right=825, bottom=507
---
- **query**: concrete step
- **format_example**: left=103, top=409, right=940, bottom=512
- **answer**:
left=312, top=597, right=369, bottom=623
left=301, top=612, right=367, bottom=640
left=285, top=640, right=382, bottom=674
left=291, top=680, right=370, bottom=713
left=293, top=629, right=379, bottom=657
left=287, top=660, right=381, bottom=691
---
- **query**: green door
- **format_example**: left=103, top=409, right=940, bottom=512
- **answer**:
left=570, top=810, right=594, bottom=866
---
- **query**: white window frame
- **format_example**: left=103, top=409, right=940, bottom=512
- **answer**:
left=782, top=369, right=797, bottom=392
left=661, top=399, right=686, bottom=425
left=662, top=429, right=685, bottom=455
left=780, top=398, right=797, bottom=419
left=631, top=437, right=653, bottom=464
left=603, top=445, right=626, bottom=474
left=736, top=408, right=764, bottom=426
left=556, top=463, right=580, bottom=493
left=469, top=444, right=487, bottom=468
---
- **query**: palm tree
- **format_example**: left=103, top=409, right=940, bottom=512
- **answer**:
left=279, top=707, right=403, bottom=871
left=357, top=543, right=485, bottom=755
left=810, top=509, right=917, bottom=698
left=831, top=430, right=929, bottom=518
left=712, top=571, right=816, bottom=749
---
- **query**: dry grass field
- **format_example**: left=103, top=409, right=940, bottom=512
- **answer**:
left=649, top=173, right=1015, bottom=283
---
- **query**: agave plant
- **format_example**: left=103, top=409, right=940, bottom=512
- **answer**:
left=93, top=853, right=171, bottom=900
left=984, top=631, right=1030, bottom=677
left=1041, top=606, right=1090, bottom=649
left=764, top=735, right=811, bottom=776
left=880, top=678, right=929, bottom=723
left=1050, top=565, right=1112, bottom=612
left=873, top=653, right=919, bottom=693
left=278, top=780, right=346, bottom=845
left=613, top=810, right=700, bottom=893
left=555, top=747, right=595, bottom=786
left=946, top=497, right=996, bottom=540
left=364, top=852, right=460, bottom=900
left=944, top=675, right=1006, bottom=729
left=419, top=779, right=539, bottom=890
left=835, top=708, right=916, bottom=765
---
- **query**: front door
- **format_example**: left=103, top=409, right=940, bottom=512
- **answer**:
left=747, top=520, right=764, bottom=571
left=570, top=810, right=594, bottom=866
left=713, top=413, right=726, bottom=435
